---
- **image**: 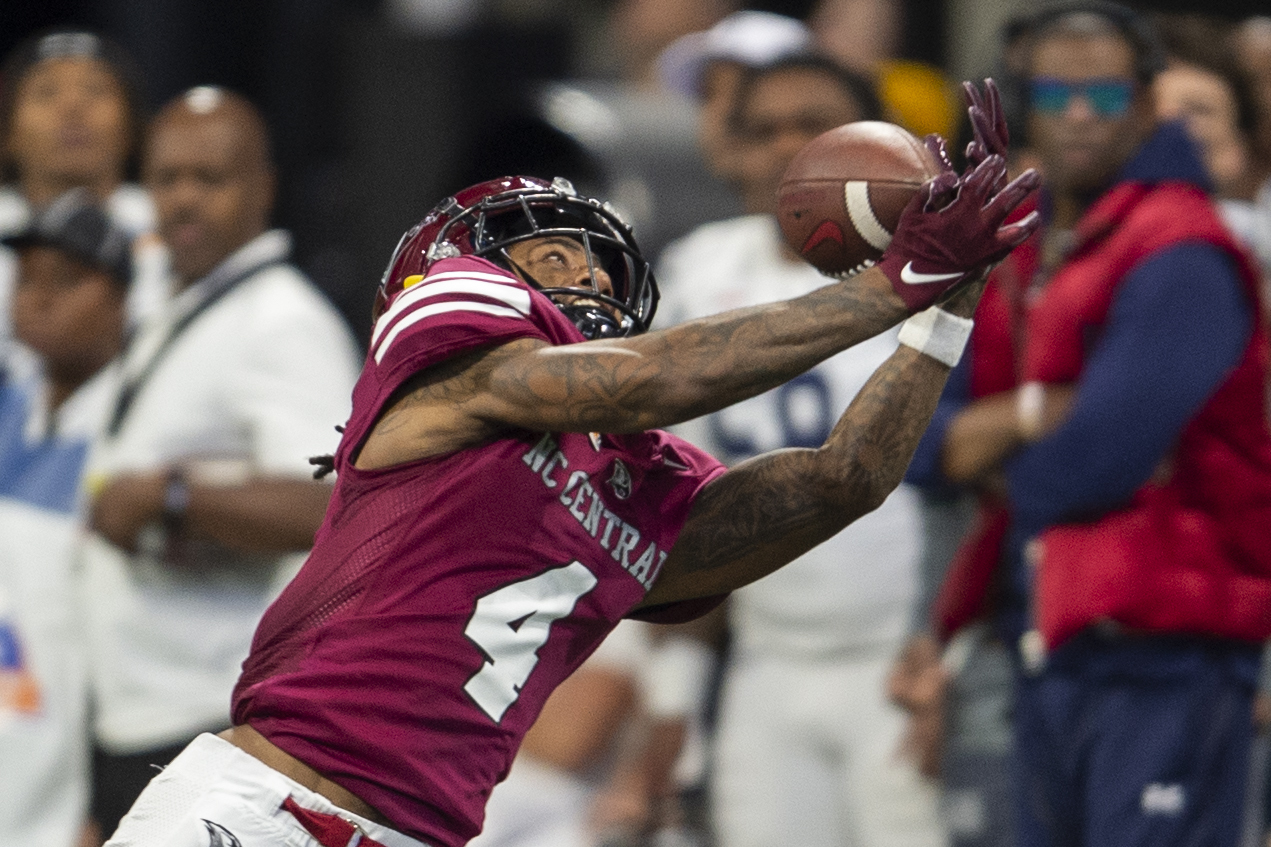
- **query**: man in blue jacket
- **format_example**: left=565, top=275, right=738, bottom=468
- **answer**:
left=906, top=4, right=1271, bottom=846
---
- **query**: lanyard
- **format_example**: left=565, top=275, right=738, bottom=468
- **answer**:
left=105, top=256, right=286, bottom=437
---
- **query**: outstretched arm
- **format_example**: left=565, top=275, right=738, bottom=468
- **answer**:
left=638, top=280, right=984, bottom=609
left=358, top=156, right=1039, bottom=468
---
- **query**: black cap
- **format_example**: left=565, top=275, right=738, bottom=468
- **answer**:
left=2, top=189, right=133, bottom=284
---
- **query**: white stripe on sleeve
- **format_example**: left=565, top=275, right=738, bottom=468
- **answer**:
left=371, top=273, right=533, bottom=347
left=373, top=301, right=527, bottom=365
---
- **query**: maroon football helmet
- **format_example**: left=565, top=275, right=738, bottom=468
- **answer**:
left=373, top=176, right=658, bottom=339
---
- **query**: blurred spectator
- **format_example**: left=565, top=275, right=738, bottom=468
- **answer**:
left=93, top=0, right=364, bottom=328
left=808, top=0, right=959, bottom=141
left=890, top=496, right=1015, bottom=847
left=807, top=0, right=900, bottom=75
left=1238, top=17, right=1271, bottom=185
left=723, top=55, right=881, bottom=215
left=1234, top=17, right=1271, bottom=304
left=908, top=4, right=1271, bottom=846
left=659, top=54, right=944, bottom=847
left=1153, top=15, right=1258, bottom=202
left=78, top=87, right=360, bottom=841
left=0, top=190, right=129, bottom=847
left=608, top=0, right=738, bottom=90
left=1154, top=14, right=1271, bottom=328
left=0, top=29, right=164, bottom=378
left=657, top=10, right=812, bottom=185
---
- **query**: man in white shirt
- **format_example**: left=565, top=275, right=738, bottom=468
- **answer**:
left=0, top=191, right=131, bottom=847
left=79, top=86, right=361, bottom=839
left=660, top=55, right=945, bottom=847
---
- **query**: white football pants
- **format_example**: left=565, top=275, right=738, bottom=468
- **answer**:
left=712, top=647, right=947, bottom=847
left=105, top=734, right=429, bottom=847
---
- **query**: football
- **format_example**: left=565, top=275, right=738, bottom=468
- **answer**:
left=776, top=121, right=942, bottom=277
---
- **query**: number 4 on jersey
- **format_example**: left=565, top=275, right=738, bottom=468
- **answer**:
left=463, top=561, right=598, bottom=722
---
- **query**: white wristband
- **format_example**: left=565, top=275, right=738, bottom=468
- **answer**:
left=897, top=306, right=974, bottom=368
left=1017, top=381, right=1045, bottom=442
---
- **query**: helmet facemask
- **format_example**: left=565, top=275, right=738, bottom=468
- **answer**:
left=430, top=179, right=657, bottom=339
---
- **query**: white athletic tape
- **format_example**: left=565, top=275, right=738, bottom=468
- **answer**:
left=844, top=181, right=893, bottom=252
left=897, top=306, right=974, bottom=368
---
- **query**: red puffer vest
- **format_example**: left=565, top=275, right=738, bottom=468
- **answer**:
left=934, top=181, right=1271, bottom=650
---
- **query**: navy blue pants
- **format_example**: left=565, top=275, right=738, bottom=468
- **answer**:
left=1011, top=632, right=1259, bottom=847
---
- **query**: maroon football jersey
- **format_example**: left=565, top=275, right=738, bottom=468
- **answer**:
left=231, top=257, right=724, bottom=846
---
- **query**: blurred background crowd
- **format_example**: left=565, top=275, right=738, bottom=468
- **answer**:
left=2, top=1, right=1271, bottom=847
left=5, top=0, right=1260, bottom=337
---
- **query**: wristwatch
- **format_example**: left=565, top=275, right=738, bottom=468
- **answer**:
left=162, top=467, right=191, bottom=533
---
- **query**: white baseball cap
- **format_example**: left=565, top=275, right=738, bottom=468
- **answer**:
left=657, top=11, right=813, bottom=97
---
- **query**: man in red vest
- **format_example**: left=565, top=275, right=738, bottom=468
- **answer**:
left=905, top=3, right=1271, bottom=845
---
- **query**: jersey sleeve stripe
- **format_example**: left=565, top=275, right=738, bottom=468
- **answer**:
left=372, top=276, right=533, bottom=347
left=373, top=301, right=528, bottom=365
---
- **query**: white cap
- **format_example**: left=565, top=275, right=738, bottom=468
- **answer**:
left=657, top=11, right=812, bottom=98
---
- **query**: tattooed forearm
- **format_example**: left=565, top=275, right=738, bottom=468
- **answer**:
left=487, top=273, right=909, bottom=434
left=358, top=268, right=914, bottom=469
left=642, top=346, right=951, bottom=606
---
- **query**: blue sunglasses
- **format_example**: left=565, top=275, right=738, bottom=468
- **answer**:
left=1030, top=77, right=1135, bottom=118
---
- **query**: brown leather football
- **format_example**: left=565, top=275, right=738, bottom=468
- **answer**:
left=777, top=121, right=941, bottom=277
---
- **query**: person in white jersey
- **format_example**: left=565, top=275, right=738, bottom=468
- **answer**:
left=0, top=191, right=131, bottom=846
left=78, top=86, right=361, bottom=839
left=0, top=30, right=166, bottom=378
left=659, top=55, right=946, bottom=847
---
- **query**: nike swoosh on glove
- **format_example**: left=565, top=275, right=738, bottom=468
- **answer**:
left=876, top=154, right=1041, bottom=311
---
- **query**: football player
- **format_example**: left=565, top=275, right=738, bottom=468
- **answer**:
left=104, top=87, right=1039, bottom=847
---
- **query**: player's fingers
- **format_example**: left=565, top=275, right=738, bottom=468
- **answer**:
left=964, top=80, right=1008, bottom=161
left=967, top=105, right=986, bottom=146
left=963, top=154, right=1007, bottom=205
left=924, top=134, right=955, bottom=173
left=996, top=210, right=1042, bottom=249
left=962, top=79, right=985, bottom=114
left=984, top=168, right=1041, bottom=218
left=985, top=78, right=1007, bottom=147
left=970, top=108, right=1006, bottom=173
left=966, top=78, right=1009, bottom=159
left=923, top=171, right=960, bottom=211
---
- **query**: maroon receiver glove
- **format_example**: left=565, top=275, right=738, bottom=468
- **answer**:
left=964, top=79, right=1009, bottom=171
left=876, top=154, right=1041, bottom=311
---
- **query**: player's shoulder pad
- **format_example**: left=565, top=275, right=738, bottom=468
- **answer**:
left=369, top=256, right=537, bottom=367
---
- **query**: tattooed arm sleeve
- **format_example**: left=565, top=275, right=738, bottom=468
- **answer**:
left=475, top=269, right=908, bottom=435
left=635, top=277, right=987, bottom=607
left=637, top=343, right=953, bottom=606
